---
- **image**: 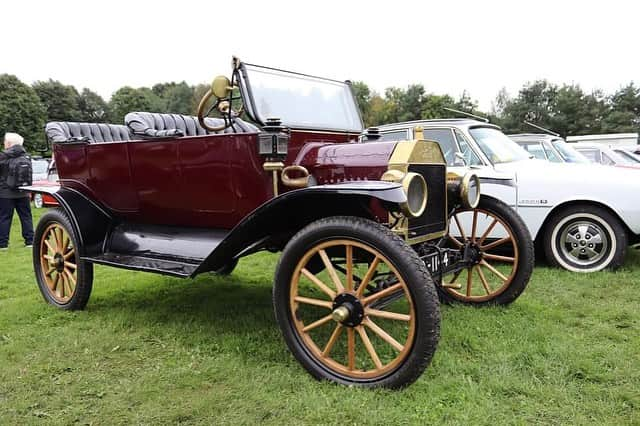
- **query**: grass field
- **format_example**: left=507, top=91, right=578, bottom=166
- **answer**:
left=1, top=209, right=639, bottom=425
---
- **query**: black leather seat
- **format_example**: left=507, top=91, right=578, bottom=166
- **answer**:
left=46, top=121, right=132, bottom=144
left=124, top=112, right=259, bottom=138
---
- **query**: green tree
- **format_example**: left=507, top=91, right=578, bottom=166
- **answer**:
left=78, top=88, right=109, bottom=122
left=421, top=94, right=456, bottom=119
left=500, top=80, right=558, bottom=134
left=350, top=81, right=373, bottom=127
left=602, top=83, right=640, bottom=133
left=152, top=81, right=194, bottom=115
left=108, top=87, right=163, bottom=123
left=32, top=79, right=81, bottom=122
left=0, top=74, right=47, bottom=151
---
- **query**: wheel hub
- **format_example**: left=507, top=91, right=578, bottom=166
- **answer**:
left=53, top=253, right=65, bottom=272
left=331, top=293, right=364, bottom=327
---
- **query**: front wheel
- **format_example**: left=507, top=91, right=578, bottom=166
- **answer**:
left=438, top=196, right=534, bottom=306
left=273, top=216, right=440, bottom=389
left=543, top=204, right=627, bottom=272
left=33, top=209, right=93, bottom=310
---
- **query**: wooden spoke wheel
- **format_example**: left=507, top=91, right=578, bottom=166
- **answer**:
left=439, top=196, right=533, bottom=306
left=274, top=216, right=440, bottom=389
left=33, top=209, right=93, bottom=310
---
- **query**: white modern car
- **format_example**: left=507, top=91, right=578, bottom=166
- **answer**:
left=571, top=143, right=640, bottom=169
left=509, top=133, right=591, bottom=164
left=363, top=119, right=640, bottom=272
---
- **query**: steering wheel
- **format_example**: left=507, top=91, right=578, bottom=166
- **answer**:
left=197, top=75, right=244, bottom=132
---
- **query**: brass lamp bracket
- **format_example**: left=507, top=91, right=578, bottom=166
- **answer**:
left=263, top=161, right=285, bottom=196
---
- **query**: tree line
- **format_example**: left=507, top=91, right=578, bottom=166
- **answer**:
left=0, top=73, right=638, bottom=152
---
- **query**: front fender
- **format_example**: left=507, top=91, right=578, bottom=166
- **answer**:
left=21, top=185, right=112, bottom=256
left=193, top=181, right=406, bottom=275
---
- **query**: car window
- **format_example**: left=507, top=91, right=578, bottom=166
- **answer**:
left=601, top=152, right=616, bottom=165
left=453, top=130, right=483, bottom=165
left=542, top=144, right=563, bottom=162
left=422, top=129, right=457, bottom=165
left=378, top=130, right=409, bottom=142
left=576, top=148, right=600, bottom=163
left=520, top=142, right=547, bottom=160
left=614, top=149, right=640, bottom=163
left=31, top=160, right=49, bottom=174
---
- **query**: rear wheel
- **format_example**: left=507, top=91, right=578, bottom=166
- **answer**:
left=438, top=196, right=534, bottom=306
left=33, top=209, right=93, bottom=310
left=273, top=216, right=440, bottom=389
left=543, top=204, right=626, bottom=272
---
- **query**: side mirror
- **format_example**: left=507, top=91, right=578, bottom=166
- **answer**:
left=454, top=152, right=467, bottom=167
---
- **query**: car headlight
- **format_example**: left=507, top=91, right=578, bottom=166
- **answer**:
left=400, top=172, right=427, bottom=218
left=460, top=173, right=480, bottom=209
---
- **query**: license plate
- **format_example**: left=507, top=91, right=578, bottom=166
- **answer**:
left=424, top=251, right=441, bottom=274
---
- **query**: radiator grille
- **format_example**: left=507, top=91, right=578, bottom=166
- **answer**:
left=407, top=164, right=447, bottom=238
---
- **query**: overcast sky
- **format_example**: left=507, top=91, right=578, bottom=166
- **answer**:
left=1, top=0, right=638, bottom=111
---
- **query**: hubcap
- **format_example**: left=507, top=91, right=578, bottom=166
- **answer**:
left=560, top=221, right=607, bottom=266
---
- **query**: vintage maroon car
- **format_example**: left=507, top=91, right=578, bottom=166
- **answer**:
left=25, top=58, right=528, bottom=388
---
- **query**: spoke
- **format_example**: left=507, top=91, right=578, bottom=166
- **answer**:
left=345, top=245, right=353, bottom=292
left=62, top=274, right=73, bottom=297
left=570, top=247, right=582, bottom=257
left=302, top=314, right=333, bottom=333
left=49, top=272, right=60, bottom=291
left=363, top=283, right=404, bottom=306
left=481, top=237, right=511, bottom=251
left=301, top=268, right=336, bottom=299
left=577, top=225, right=589, bottom=239
left=448, top=235, right=464, bottom=249
left=54, top=228, right=63, bottom=252
left=356, top=326, right=382, bottom=369
left=365, top=308, right=410, bottom=322
left=322, top=324, right=343, bottom=357
left=63, top=249, right=75, bottom=260
left=565, top=233, right=579, bottom=244
left=483, top=253, right=515, bottom=263
left=64, top=269, right=77, bottom=286
left=64, top=261, right=77, bottom=270
left=449, top=269, right=462, bottom=284
left=585, top=246, right=599, bottom=258
left=43, top=254, right=55, bottom=263
left=57, top=273, right=65, bottom=298
left=453, top=214, right=467, bottom=241
left=364, top=318, right=404, bottom=352
left=44, top=239, right=57, bottom=255
left=356, top=256, right=381, bottom=298
left=477, top=218, right=499, bottom=246
left=471, top=210, right=478, bottom=242
left=475, top=265, right=492, bottom=295
left=319, top=249, right=344, bottom=293
left=61, top=231, right=70, bottom=253
left=347, top=328, right=355, bottom=370
left=590, top=234, right=603, bottom=245
left=481, top=260, right=508, bottom=282
left=466, top=267, right=473, bottom=297
left=293, top=296, right=333, bottom=309
left=45, top=266, right=56, bottom=277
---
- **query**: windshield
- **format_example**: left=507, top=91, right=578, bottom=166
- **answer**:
left=469, top=127, right=532, bottom=164
left=241, top=63, right=363, bottom=132
left=32, top=160, right=48, bottom=174
left=551, top=140, right=590, bottom=163
left=615, top=149, right=640, bottom=164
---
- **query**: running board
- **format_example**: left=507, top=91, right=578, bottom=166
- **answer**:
left=85, top=253, right=199, bottom=277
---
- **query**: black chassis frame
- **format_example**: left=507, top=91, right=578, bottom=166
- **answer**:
left=23, top=181, right=439, bottom=279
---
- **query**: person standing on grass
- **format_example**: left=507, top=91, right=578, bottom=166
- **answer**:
left=0, top=132, right=34, bottom=250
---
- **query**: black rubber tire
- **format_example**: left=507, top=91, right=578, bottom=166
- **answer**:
left=543, top=204, right=627, bottom=272
left=438, top=196, right=534, bottom=306
left=33, top=208, right=94, bottom=310
left=273, top=216, right=440, bottom=389
left=215, top=258, right=238, bottom=275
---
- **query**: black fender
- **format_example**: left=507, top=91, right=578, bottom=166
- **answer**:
left=22, top=185, right=112, bottom=257
left=193, top=181, right=406, bottom=275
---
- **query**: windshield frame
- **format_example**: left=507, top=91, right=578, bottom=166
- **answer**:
left=237, top=62, right=364, bottom=133
left=550, top=139, right=591, bottom=163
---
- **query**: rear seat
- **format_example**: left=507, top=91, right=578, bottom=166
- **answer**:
left=125, top=112, right=259, bottom=138
left=46, top=122, right=133, bottom=144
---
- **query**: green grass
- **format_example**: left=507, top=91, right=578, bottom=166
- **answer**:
left=1, top=209, right=639, bottom=425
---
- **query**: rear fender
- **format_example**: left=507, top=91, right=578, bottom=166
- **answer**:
left=22, top=185, right=112, bottom=257
left=193, top=181, right=406, bottom=275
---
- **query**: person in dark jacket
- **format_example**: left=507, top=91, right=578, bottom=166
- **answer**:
left=0, top=133, right=34, bottom=249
